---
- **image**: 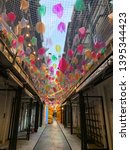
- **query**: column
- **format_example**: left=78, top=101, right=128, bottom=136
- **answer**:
left=9, top=87, right=23, bottom=150
left=79, top=91, right=87, bottom=150
left=34, top=100, right=39, bottom=132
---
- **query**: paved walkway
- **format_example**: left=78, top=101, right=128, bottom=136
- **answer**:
left=34, top=120, right=71, bottom=150
left=58, top=123, right=81, bottom=150
left=17, top=127, right=45, bottom=150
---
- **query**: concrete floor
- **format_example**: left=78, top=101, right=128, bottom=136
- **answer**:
left=34, top=120, right=71, bottom=150
left=17, top=127, right=45, bottom=150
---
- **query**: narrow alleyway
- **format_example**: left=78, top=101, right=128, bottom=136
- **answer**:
left=34, top=120, right=71, bottom=150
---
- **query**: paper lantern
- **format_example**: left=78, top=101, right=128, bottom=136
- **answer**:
left=31, top=36, right=37, bottom=45
left=79, top=27, right=86, bottom=39
left=52, top=55, right=57, bottom=62
left=7, top=12, right=16, bottom=23
left=20, top=17, right=28, bottom=28
left=38, top=47, right=46, bottom=55
left=20, top=0, right=29, bottom=11
left=55, top=45, right=61, bottom=53
left=38, top=5, right=46, bottom=16
left=77, top=44, right=84, bottom=54
left=36, top=22, right=45, bottom=33
left=52, top=3, right=63, bottom=18
left=67, top=49, right=74, bottom=57
left=74, top=0, right=85, bottom=11
left=18, top=35, right=24, bottom=44
left=85, top=49, right=92, bottom=58
left=57, top=22, right=66, bottom=32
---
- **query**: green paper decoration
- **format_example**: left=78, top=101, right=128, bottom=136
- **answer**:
left=24, top=57, right=30, bottom=63
left=52, top=55, right=57, bottom=62
left=38, top=5, right=46, bottom=16
left=101, top=48, right=106, bottom=55
left=74, top=0, right=85, bottom=11
left=31, top=36, right=37, bottom=45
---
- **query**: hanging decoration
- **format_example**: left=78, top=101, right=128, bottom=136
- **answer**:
left=67, top=49, right=74, bottom=57
left=53, top=64, right=57, bottom=69
left=58, top=57, right=68, bottom=73
left=52, top=55, right=57, bottom=62
left=19, top=17, right=28, bottom=28
left=38, top=5, right=46, bottom=16
left=36, top=22, right=45, bottom=34
left=74, top=0, right=85, bottom=11
left=20, top=0, right=29, bottom=12
left=14, top=24, right=22, bottom=35
left=38, top=47, right=46, bottom=55
left=18, top=35, right=24, bottom=44
left=72, top=57, right=78, bottom=64
left=77, top=44, right=84, bottom=54
left=91, top=51, right=97, bottom=60
left=25, top=47, right=31, bottom=56
left=52, top=3, right=64, bottom=18
left=31, top=36, right=37, bottom=45
left=49, top=66, right=54, bottom=74
left=30, top=54, right=35, bottom=61
left=47, top=58, right=51, bottom=65
left=96, top=52, right=102, bottom=59
left=7, top=12, right=16, bottom=23
left=101, top=47, right=106, bottom=55
left=84, top=49, right=92, bottom=59
left=55, top=45, right=61, bottom=53
left=79, top=27, right=86, bottom=39
left=57, top=22, right=66, bottom=33
left=11, top=39, right=17, bottom=48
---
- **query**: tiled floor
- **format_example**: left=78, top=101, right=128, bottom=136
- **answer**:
left=34, top=120, right=71, bottom=150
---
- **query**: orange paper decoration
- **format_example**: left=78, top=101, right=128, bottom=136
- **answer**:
left=20, top=0, right=29, bottom=11
left=36, top=22, right=45, bottom=33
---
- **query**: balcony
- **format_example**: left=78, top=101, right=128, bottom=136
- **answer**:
left=0, top=17, right=39, bottom=97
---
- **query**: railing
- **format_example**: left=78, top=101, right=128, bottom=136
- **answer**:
left=0, top=16, right=39, bottom=96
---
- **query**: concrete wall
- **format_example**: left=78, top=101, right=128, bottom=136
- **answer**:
left=0, top=90, right=15, bottom=145
left=87, top=77, right=113, bottom=150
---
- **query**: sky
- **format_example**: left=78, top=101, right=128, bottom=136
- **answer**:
left=40, top=0, right=76, bottom=74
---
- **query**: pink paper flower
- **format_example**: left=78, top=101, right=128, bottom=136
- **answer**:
left=57, top=22, right=66, bottom=32
left=7, top=12, right=16, bottom=23
left=52, top=3, right=64, bottom=18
